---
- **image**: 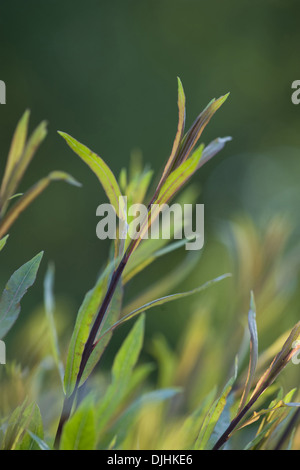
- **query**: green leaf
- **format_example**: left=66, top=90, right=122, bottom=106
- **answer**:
left=79, top=280, right=123, bottom=387
left=195, top=358, right=238, bottom=450
left=44, top=263, right=64, bottom=386
left=27, top=431, right=51, bottom=451
left=0, top=251, right=43, bottom=339
left=17, top=404, right=44, bottom=450
left=0, top=110, right=30, bottom=206
left=197, top=136, right=232, bottom=170
left=98, top=274, right=231, bottom=341
left=2, top=400, right=41, bottom=450
left=95, top=315, right=145, bottom=434
left=176, top=93, right=229, bottom=165
left=0, top=235, right=9, bottom=252
left=155, top=77, right=186, bottom=191
left=244, top=420, right=277, bottom=450
left=105, top=388, right=181, bottom=449
left=239, top=291, right=259, bottom=411
left=5, top=120, right=48, bottom=202
left=58, top=131, right=125, bottom=220
left=63, top=265, right=111, bottom=396
left=0, top=171, right=81, bottom=239
left=122, top=251, right=199, bottom=320
left=60, top=398, right=96, bottom=450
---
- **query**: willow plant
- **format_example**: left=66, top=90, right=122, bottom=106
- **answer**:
left=53, top=78, right=231, bottom=446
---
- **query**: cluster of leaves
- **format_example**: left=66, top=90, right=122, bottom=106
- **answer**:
left=1, top=80, right=300, bottom=450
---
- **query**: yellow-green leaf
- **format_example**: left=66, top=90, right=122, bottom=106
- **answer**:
left=58, top=131, right=125, bottom=220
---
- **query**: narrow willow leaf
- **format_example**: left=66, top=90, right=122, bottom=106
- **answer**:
left=2, top=400, right=37, bottom=450
left=96, top=274, right=231, bottom=345
left=96, top=315, right=145, bottom=433
left=122, top=251, right=201, bottom=318
left=250, top=321, right=300, bottom=401
left=0, top=251, right=43, bottom=339
left=122, top=237, right=192, bottom=284
left=181, top=387, right=217, bottom=449
left=5, top=120, right=48, bottom=202
left=60, top=399, right=96, bottom=450
left=63, top=266, right=110, bottom=396
left=156, top=77, right=186, bottom=191
left=17, top=404, right=44, bottom=450
left=0, top=235, right=9, bottom=252
left=0, top=171, right=81, bottom=239
left=197, top=136, right=232, bottom=170
left=195, top=358, right=238, bottom=450
left=104, top=388, right=181, bottom=449
left=58, top=131, right=125, bottom=220
left=156, top=144, right=203, bottom=207
left=131, top=146, right=203, bottom=251
left=176, top=93, right=229, bottom=165
left=239, top=291, right=258, bottom=412
left=244, top=420, right=277, bottom=450
left=0, top=110, right=30, bottom=205
left=27, top=431, right=51, bottom=451
left=44, top=263, right=64, bottom=386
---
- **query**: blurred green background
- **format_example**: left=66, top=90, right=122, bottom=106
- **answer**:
left=1, top=0, right=300, bottom=383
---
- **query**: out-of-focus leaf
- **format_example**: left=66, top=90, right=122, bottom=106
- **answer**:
left=0, top=235, right=9, bottom=252
left=58, top=132, right=125, bottom=220
left=17, top=404, right=44, bottom=450
left=244, top=420, right=277, bottom=450
left=27, top=431, right=51, bottom=451
left=181, top=387, right=217, bottom=449
left=195, top=358, right=238, bottom=450
left=239, top=291, right=258, bottom=411
left=5, top=120, right=48, bottom=202
left=44, top=263, right=64, bottom=386
left=122, top=250, right=201, bottom=315
left=105, top=388, right=182, bottom=449
left=2, top=400, right=40, bottom=450
left=0, top=110, right=30, bottom=207
left=0, top=171, right=81, bottom=239
left=60, top=398, right=96, bottom=450
left=95, top=315, right=145, bottom=434
left=98, top=274, right=231, bottom=341
left=0, top=251, right=43, bottom=339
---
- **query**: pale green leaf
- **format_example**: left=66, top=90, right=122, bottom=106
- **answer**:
left=0, top=251, right=43, bottom=339
left=0, top=110, right=30, bottom=206
left=195, top=358, right=238, bottom=450
left=239, top=291, right=258, bottom=411
left=60, top=399, right=96, bottom=450
left=99, top=274, right=231, bottom=341
left=44, top=263, right=64, bottom=386
left=96, top=315, right=145, bottom=433
left=0, top=235, right=9, bottom=252
left=58, top=131, right=125, bottom=220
